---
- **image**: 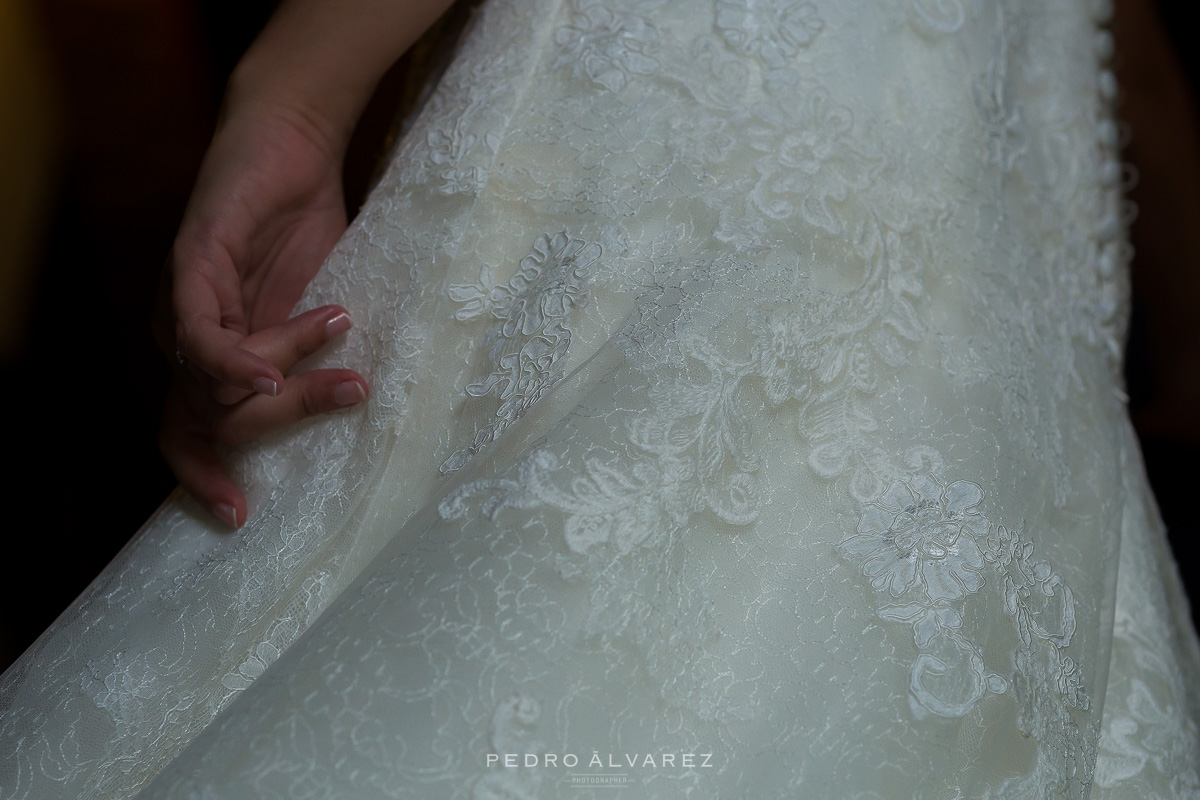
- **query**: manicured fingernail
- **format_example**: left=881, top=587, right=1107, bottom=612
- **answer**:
left=334, top=380, right=366, bottom=407
left=253, top=377, right=278, bottom=397
left=214, top=503, right=240, bottom=528
left=326, top=312, right=352, bottom=339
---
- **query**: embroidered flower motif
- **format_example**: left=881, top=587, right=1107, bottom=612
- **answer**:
left=747, top=304, right=843, bottom=406
left=442, top=232, right=602, bottom=473
left=554, top=0, right=661, bottom=92
left=91, top=652, right=160, bottom=725
left=837, top=476, right=987, bottom=602
left=743, top=90, right=879, bottom=235
left=716, top=0, right=824, bottom=68
left=837, top=465, right=1089, bottom=721
left=1095, top=679, right=1196, bottom=788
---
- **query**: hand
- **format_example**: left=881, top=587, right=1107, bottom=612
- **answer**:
left=154, top=100, right=369, bottom=528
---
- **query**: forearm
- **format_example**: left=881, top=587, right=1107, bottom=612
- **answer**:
left=225, top=0, right=458, bottom=157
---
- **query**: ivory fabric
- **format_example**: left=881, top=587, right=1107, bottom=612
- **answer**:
left=2, top=0, right=1198, bottom=797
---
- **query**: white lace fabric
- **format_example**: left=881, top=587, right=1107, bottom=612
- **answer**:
left=2, top=0, right=1198, bottom=797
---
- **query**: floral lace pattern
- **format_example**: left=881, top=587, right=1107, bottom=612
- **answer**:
left=837, top=472, right=1087, bottom=723
left=715, top=0, right=823, bottom=68
left=442, top=231, right=602, bottom=473
left=553, top=0, right=663, bottom=92
left=742, top=89, right=880, bottom=237
left=3, top=0, right=1198, bottom=798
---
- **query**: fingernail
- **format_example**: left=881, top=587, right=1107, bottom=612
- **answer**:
left=253, top=377, right=278, bottom=397
left=325, top=312, right=353, bottom=339
left=334, top=380, right=367, bottom=407
left=214, top=503, right=240, bottom=528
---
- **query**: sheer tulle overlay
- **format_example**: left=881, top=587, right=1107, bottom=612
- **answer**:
left=3, top=0, right=1199, bottom=797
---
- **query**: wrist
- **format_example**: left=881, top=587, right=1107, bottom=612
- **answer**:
left=224, top=50, right=367, bottom=162
left=221, top=0, right=459, bottom=161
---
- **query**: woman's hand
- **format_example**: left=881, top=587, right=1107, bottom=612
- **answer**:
left=154, top=100, right=368, bottom=529
left=153, top=0, right=458, bottom=528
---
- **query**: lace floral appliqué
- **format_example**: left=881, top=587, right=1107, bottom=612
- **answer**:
left=744, top=90, right=879, bottom=235
left=442, top=232, right=603, bottom=473
left=837, top=471, right=1087, bottom=721
left=715, top=0, right=823, bottom=68
left=554, top=0, right=663, bottom=92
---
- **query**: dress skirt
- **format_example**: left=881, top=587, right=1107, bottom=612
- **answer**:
left=2, top=0, right=1198, bottom=796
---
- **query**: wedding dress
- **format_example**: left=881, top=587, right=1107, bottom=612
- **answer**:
left=2, top=0, right=1199, bottom=796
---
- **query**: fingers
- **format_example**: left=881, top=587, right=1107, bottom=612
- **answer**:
left=243, top=306, right=354, bottom=371
left=159, top=385, right=248, bottom=529
left=172, top=262, right=285, bottom=396
left=205, top=306, right=354, bottom=406
left=209, top=369, right=369, bottom=446
left=160, top=367, right=369, bottom=528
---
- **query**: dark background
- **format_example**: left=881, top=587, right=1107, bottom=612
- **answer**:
left=0, top=0, right=1197, bottom=672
